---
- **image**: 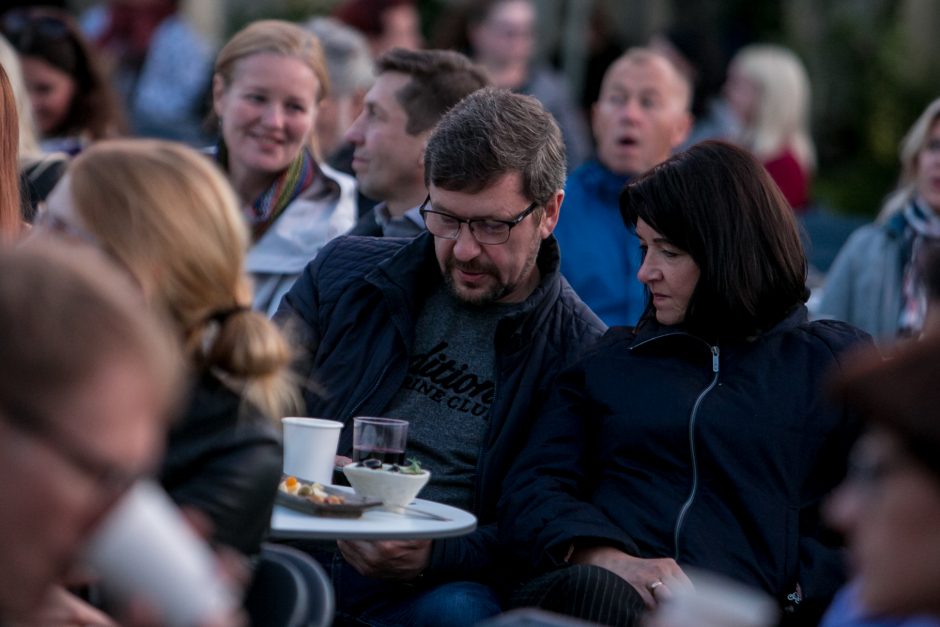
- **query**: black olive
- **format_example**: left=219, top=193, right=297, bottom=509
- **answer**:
left=388, top=465, right=401, bottom=472
left=364, top=458, right=382, bottom=469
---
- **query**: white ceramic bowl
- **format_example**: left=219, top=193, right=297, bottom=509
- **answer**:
left=342, top=463, right=430, bottom=509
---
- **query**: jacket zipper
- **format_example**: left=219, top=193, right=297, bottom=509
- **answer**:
left=672, top=345, right=719, bottom=559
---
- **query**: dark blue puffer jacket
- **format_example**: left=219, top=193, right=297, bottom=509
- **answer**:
left=275, top=231, right=605, bottom=585
left=500, top=308, right=871, bottom=614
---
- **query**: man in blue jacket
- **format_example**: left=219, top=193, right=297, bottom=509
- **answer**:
left=554, top=48, right=692, bottom=326
left=276, top=87, right=606, bottom=627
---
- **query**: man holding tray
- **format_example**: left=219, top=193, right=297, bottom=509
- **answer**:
left=276, top=87, right=605, bottom=626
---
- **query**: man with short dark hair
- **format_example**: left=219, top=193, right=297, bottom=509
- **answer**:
left=277, top=87, right=605, bottom=626
left=345, top=47, right=490, bottom=237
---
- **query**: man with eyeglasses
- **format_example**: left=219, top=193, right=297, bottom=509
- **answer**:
left=277, top=87, right=605, bottom=626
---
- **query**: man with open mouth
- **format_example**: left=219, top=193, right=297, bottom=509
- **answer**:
left=553, top=47, right=692, bottom=328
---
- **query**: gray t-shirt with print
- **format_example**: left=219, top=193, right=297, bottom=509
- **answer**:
left=382, top=285, right=518, bottom=511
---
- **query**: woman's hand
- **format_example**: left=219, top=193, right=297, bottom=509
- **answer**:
left=571, top=546, right=693, bottom=609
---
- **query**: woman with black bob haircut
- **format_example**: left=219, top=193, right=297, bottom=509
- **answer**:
left=501, top=141, right=872, bottom=626
left=623, top=140, right=808, bottom=339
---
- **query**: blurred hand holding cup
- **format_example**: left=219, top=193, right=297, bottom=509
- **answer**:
left=282, top=417, right=343, bottom=484
left=81, top=481, right=238, bottom=627
left=645, top=569, right=779, bottom=627
left=352, top=417, right=408, bottom=465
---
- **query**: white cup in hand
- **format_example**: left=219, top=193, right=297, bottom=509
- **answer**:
left=82, top=481, right=238, bottom=627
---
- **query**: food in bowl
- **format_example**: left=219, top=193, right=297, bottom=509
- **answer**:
left=343, top=459, right=430, bottom=509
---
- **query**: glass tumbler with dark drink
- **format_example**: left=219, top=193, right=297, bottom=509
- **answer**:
left=352, top=416, right=408, bottom=465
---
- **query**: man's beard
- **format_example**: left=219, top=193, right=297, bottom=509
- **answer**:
left=442, top=257, right=513, bottom=306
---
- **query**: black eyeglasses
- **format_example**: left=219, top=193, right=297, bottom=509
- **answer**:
left=419, top=195, right=540, bottom=245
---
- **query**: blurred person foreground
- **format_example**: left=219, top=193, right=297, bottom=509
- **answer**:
left=821, top=335, right=940, bottom=625
left=0, top=241, right=180, bottom=623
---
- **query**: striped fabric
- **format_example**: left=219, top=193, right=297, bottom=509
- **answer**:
left=509, top=564, right=646, bottom=627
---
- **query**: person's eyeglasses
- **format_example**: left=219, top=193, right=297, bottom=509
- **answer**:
left=1, top=10, right=69, bottom=48
left=2, top=400, right=142, bottom=500
left=845, top=449, right=910, bottom=494
left=33, top=204, right=147, bottom=298
left=419, top=195, right=540, bottom=245
left=34, top=205, right=100, bottom=247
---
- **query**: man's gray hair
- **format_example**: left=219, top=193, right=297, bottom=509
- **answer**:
left=304, top=17, right=374, bottom=97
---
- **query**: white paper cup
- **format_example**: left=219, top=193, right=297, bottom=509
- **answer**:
left=82, top=481, right=237, bottom=627
left=282, top=417, right=344, bottom=484
left=651, top=569, right=779, bottom=627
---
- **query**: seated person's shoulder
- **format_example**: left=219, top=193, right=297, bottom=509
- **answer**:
left=575, top=325, right=637, bottom=360
left=311, top=235, right=408, bottom=277
left=797, top=317, right=874, bottom=358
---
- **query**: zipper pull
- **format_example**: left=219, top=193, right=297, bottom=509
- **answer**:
left=711, top=346, right=719, bottom=373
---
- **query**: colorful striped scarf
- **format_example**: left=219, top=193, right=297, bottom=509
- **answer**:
left=900, top=198, right=940, bottom=337
left=217, top=141, right=317, bottom=241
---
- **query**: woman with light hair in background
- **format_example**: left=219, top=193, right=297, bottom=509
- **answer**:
left=35, top=138, right=298, bottom=560
left=0, top=63, right=22, bottom=242
left=816, top=97, right=940, bottom=344
left=0, top=33, right=67, bottom=223
left=211, top=20, right=358, bottom=316
left=724, top=43, right=816, bottom=212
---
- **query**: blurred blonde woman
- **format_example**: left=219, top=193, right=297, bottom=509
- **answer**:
left=212, top=20, right=358, bottom=316
left=37, top=138, right=298, bottom=558
left=817, top=98, right=940, bottom=343
left=725, top=44, right=816, bottom=211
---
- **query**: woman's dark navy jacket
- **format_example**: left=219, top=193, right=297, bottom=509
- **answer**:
left=500, top=307, right=872, bottom=612
left=275, top=231, right=606, bottom=584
